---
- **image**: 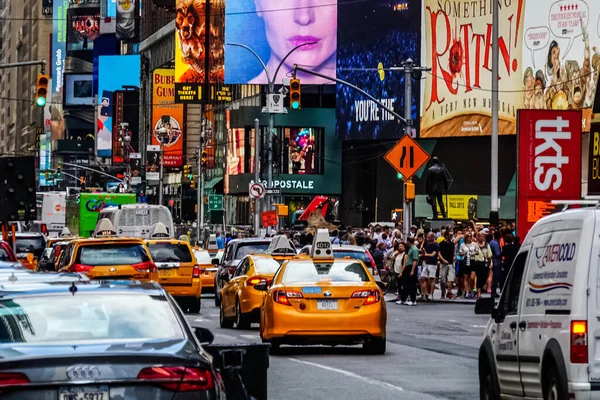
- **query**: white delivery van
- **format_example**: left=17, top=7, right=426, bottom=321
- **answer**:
left=476, top=204, right=600, bottom=400
left=31, top=192, right=66, bottom=237
left=97, top=204, right=174, bottom=239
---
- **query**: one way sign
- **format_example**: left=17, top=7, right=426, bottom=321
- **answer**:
left=384, top=135, right=430, bottom=180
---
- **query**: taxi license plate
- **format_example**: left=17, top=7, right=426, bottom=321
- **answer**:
left=59, top=386, right=108, bottom=400
left=317, top=300, right=338, bottom=310
left=159, top=268, right=176, bottom=277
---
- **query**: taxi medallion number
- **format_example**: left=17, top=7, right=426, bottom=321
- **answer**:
left=317, top=300, right=338, bottom=310
left=59, top=385, right=108, bottom=400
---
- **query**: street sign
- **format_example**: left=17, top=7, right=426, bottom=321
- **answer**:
left=384, top=135, right=430, bottom=180
left=208, top=194, right=223, bottom=211
left=249, top=182, right=265, bottom=199
left=264, top=93, right=287, bottom=114
left=261, top=210, right=278, bottom=227
left=265, top=188, right=281, bottom=195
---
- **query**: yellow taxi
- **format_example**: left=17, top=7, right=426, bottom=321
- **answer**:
left=193, top=249, right=218, bottom=293
left=257, top=229, right=387, bottom=354
left=146, top=237, right=203, bottom=313
left=56, top=219, right=157, bottom=283
left=12, top=233, right=46, bottom=270
left=219, top=254, right=282, bottom=329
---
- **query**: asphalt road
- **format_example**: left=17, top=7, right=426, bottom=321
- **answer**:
left=188, top=294, right=489, bottom=400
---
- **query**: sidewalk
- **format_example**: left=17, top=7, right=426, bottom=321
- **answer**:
left=384, top=291, right=489, bottom=305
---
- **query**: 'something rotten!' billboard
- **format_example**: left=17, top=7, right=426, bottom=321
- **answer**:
left=336, top=0, right=419, bottom=140
left=420, top=0, right=524, bottom=138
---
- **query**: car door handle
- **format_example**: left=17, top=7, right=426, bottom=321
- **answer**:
left=519, top=321, right=527, bottom=331
left=510, top=321, right=517, bottom=331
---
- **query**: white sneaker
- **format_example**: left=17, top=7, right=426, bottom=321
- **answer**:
left=404, top=301, right=413, bottom=306
left=395, top=300, right=403, bottom=305
left=410, top=301, right=417, bottom=306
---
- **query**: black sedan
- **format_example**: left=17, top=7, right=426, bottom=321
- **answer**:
left=0, top=281, right=225, bottom=399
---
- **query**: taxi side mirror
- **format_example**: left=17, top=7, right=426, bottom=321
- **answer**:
left=211, top=258, right=219, bottom=265
left=475, top=297, right=495, bottom=315
left=193, top=327, right=215, bottom=345
left=375, top=281, right=387, bottom=292
left=254, top=282, right=268, bottom=291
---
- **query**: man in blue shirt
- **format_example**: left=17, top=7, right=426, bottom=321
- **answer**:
left=216, top=233, right=225, bottom=249
left=489, top=231, right=502, bottom=298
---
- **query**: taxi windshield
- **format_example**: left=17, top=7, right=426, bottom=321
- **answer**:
left=282, top=261, right=370, bottom=283
left=332, top=250, right=370, bottom=264
left=148, top=243, right=192, bottom=263
left=254, top=258, right=281, bottom=274
left=15, top=237, right=45, bottom=258
left=78, top=244, right=150, bottom=266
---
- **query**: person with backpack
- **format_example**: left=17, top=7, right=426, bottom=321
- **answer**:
left=473, top=231, right=493, bottom=298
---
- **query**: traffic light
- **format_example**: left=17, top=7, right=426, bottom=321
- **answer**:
left=56, top=164, right=62, bottom=180
left=35, top=74, right=49, bottom=107
left=201, top=151, right=207, bottom=171
left=183, top=164, right=193, bottom=179
left=404, top=181, right=415, bottom=201
left=190, top=175, right=196, bottom=189
left=289, top=78, right=301, bottom=109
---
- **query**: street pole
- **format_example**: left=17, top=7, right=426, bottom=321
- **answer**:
left=403, top=59, right=413, bottom=240
left=197, top=145, right=202, bottom=244
left=199, top=108, right=206, bottom=240
left=254, top=118, right=260, bottom=234
left=158, top=141, right=164, bottom=206
left=490, top=0, right=500, bottom=225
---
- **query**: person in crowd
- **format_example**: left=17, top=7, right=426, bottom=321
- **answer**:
left=392, top=222, right=402, bottom=240
left=393, top=242, right=407, bottom=301
left=501, top=233, right=519, bottom=289
left=410, top=225, right=418, bottom=237
left=398, top=237, right=419, bottom=306
left=420, top=232, right=439, bottom=301
left=330, top=230, right=341, bottom=245
left=473, top=232, right=493, bottom=298
left=454, top=227, right=465, bottom=297
left=514, top=236, right=521, bottom=249
left=489, top=231, right=503, bottom=297
left=346, top=231, right=357, bottom=245
left=372, top=241, right=386, bottom=273
left=438, top=230, right=456, bottom=299
left=459, top=232, right=478, bottom=298
left=216, top=232, right=225, bottom=249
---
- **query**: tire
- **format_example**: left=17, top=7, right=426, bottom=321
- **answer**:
left=235, top=299, right=251, bottom=330
left=188, top=297, right=201, bottom=314
left=363, top=337, right=386, bottom=355
left=268, top=340, right=281, bottom=355
left=219, top=302, right=234, bottom=329
left=214, top=283, right=222, bottom=307
left=176, top=297, right=189, bottom=313
left=543, top=362, right=567, bottom=400
left=479, top=360, right=500, bottom=400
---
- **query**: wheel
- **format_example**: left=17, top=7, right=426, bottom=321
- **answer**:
left=235, top=299, right=251, bottom=330
left=543, top=362, right=567, bottom=400
left=479, top=360, right=500, bottom=400
left=188, top=297, right=201, bottom=314
left=363, top=337, right=386, bottom=354
left=176, top=297, right=189, bottom=313
left=267, top=339, right=281, bottom=355
left=219, top=302, right=234, bottom=329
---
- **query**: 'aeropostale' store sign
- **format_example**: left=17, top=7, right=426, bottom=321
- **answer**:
left=227, top=174, right=339, bottom=195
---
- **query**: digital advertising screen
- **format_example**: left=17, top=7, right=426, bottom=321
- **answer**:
left=225, top=0, right=337, bottom=85
left=336, top=0, right=420, bottom=140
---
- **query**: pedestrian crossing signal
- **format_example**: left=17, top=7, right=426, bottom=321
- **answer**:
left=290, top=79, right=301, bottom=110
left=35, top=74, right=49, bottom=107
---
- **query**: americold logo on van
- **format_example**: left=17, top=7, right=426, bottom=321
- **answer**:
left=534, top=243, right=576, bottom=268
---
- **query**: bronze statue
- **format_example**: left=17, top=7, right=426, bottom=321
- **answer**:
left=424, top=157, right=449, bottom=219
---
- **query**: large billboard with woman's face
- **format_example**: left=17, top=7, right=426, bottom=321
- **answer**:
left=225, top=0, right=337, bottom=84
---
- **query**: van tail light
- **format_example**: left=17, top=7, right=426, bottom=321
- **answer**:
left=352, top=290, right=381, bottom=305
left=132, top=261, right=157, bottom=273
left=274, top=290, right=302, bottom=305
left=571, top=320, right=588, bottom=364
left=247, top=276, right=269, bottom=287
left=137, top=366, right=214, bottom=392
left=0, top=372, right=30, bottom=387
left=193, top=265, right=203, bottom=278
left=367, top=251, right=378, bottom=275
left=41, top=224, right=48, bottom=236
left=68, top=264, right=94, bottom=274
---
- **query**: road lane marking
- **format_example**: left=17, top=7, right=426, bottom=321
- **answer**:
left=287, top=358, right=404, bottom=392
left=217, top=333, right=241, bottom=341
left=240, top=334, right=260, bottom=340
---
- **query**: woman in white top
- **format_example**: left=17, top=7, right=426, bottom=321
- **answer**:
left=394, top=243, right=407, bottom=301
left=459, top=232, right=479, bottom=298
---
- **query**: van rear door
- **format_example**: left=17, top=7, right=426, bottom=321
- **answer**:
left=588, top=211, right=600, bottom=383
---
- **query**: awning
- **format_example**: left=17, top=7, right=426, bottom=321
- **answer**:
left=204, top=177, right=223, bottom=191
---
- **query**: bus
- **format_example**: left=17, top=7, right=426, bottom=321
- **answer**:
left=66, top=193, right=137, bottom=238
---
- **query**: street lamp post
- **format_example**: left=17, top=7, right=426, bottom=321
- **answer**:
left=227, top=42, right=317, bottom=221
left=157, top=127, right=168, bottom=206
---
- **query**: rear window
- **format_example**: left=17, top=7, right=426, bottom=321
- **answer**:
left=234, top=243, right=270, bottom=259
left=15, top=237, right=45, bottom=257
left=0, top=293, right=184, bottom=343
left=333, top=250, right=370, bottom=264
left=147, top=243, right=192, bottom=263
left=194, top=251, right=212, bottom=264
left=117, top=208, right=172, bottom=232
left=77, top=244, right=150, bottom=266
left=282, top=261, right=371, bottom=283
left=254, top=258, right=281, bottom=274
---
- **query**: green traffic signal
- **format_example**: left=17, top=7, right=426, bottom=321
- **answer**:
left=187, top=173, right=193, bottom=180
left=291, top=101, right=300, bottom=110
left=36, top=97, right=46, bottom=107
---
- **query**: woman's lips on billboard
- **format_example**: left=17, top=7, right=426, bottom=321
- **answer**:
left=288, top=36, right=321, bottom=50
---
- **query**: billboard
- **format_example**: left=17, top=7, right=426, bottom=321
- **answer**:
left=52, top=0, right=68, bottom=94
left=521, top=0, right=600, bottom=116
left=64, top=74, right=94, bottom=106
left=336, top=0, right=419, bottom=140
left=589, top=123, right=600, bottom=195
left=174, top=0, right=225, bottom=103
left=146, top=145, right=161, bottom=181
left=420, top=0, right=524, bottom=138
left=97, top=55, right=141, bottom=157
left=225, top=0, right=336, bottom=85
left=67, top=9, right=100, bottom=51
left=116, top=0, right=138, bottom=41
left=152, top=69, right=185, bottom=167
left=517, top=109, right=581, bottom=238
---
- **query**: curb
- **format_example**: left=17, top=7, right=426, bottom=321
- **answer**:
left=384, top=295, right=477, bottom=305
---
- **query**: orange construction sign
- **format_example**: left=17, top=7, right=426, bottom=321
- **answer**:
left=384, top=135, right=430, bottom=180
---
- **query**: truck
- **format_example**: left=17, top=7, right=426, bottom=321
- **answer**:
left=32, top=192, right=67, bottom=237
left=66, top=192, right=137, bottom=238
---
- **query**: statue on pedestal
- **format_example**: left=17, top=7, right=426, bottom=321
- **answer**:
left=424, top=157, right=449, bottom=219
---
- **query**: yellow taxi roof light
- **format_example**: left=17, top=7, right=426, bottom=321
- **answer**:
left=59, top=227, right=72, bottom=238
left=149, top=222, right=170, bottom=239
left=267, top=235, right=296, bottom=256
left=93, top=218, right=117, bottom=238
left=309, top=229, right=334, bottom=260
